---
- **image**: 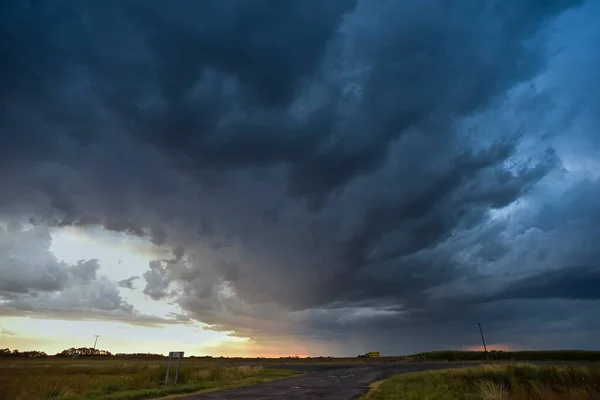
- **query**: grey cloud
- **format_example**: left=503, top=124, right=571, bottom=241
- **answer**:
left=0, top=223, right=69, bottom=294
left=3, top=277, right=135, bottom=314
left=172, top=245, right=184, bottom=263
left=0, top=306, right=188, bottom=329
left=142, top=260, right=176, bottom=300
left=0, top=0, right=598, bottom=355
left=117, top=276, right=140, bottom=290
left=70, top=259, right=100, bottom=282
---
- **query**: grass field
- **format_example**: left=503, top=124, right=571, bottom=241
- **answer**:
left=0, top=358, right=299, bottom=400
left=4, top=352, right=600, bottom=400
left=363, top=364, right=600, bottom=399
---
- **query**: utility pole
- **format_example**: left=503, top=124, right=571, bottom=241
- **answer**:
left=93, top=335, right=100, bottom=351
left=477, top=323, right=487, bottom=352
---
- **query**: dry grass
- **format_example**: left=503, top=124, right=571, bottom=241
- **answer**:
left=477, top=380, right=509, bottom=400
left=0, top=359, right=298, bottom=400
left=363, top=363, right=600, bottom=400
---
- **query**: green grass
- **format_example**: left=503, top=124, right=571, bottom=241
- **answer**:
left=0, top=358, right=299, bottom=400
left=413, top=350, right=600, bottom=362
left=363, top=364, right=600, bottom=400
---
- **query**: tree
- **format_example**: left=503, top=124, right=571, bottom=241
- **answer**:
left=55, top=347, right=112, bottom=357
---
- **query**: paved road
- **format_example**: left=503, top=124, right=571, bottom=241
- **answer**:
left=184, top=363, right=474, bottom=400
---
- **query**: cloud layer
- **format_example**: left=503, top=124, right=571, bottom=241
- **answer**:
left=1, top=0, right=599, bottom=354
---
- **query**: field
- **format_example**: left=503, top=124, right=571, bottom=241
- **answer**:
left=0, top=358, right=300, bottom=400
left=4, top=352, right=600, bottom=400
left=363, top=364, right=600, bottom=400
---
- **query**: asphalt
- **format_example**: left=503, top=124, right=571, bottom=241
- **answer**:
left=182, top=362, right=475, bottom=400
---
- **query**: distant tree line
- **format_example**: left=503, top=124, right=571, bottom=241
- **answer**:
left=0, top=348, right=48, bottom=358
left=55, top=347, right=113, bottom=357
left=0, top=347, right=162, bottom=358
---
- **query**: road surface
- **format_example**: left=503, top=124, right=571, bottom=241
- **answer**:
left=183, top=362, right=473, bottom=400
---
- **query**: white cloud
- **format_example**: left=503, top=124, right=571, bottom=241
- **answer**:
left=0, top=222, right=184, bottom=327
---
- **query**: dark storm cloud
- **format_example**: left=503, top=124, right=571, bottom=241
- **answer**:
left=0, top=0, right=579, bottom=203
left=492, top=265, right=600, bottom=301
left=0, top=0, right=598, bottom=354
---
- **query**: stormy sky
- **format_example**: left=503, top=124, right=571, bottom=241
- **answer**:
left=1, top=0, right=600, bottom=355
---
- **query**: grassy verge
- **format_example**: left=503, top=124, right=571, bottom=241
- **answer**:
left=0, top=359, right=299, bottom=400
left=363, top=364, right=600, bottom=399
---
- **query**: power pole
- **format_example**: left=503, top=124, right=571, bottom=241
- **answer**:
left=477, top=323, right=487, bottom=352
left=93, top=335, right=100, bottom=350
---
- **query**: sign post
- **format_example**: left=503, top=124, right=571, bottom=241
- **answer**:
left=174, top=353, right=183, bottom=385
left=165, top=351, right=184, bottom=386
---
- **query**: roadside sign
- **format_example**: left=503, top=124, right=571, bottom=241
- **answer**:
left=367, top=352, right=380, bottom=357
left=165, top=351, right=185, bottom=386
